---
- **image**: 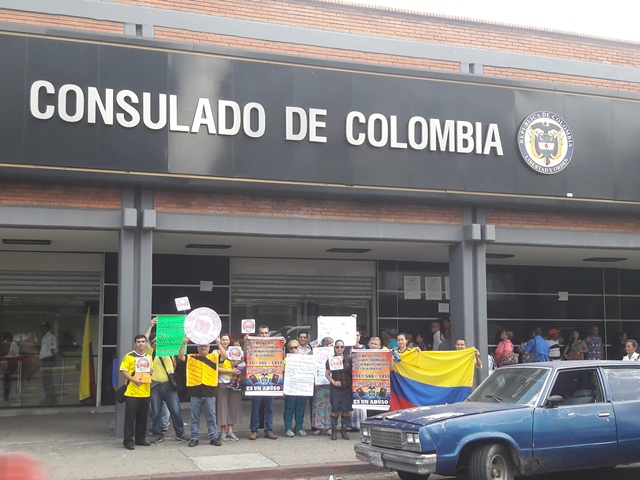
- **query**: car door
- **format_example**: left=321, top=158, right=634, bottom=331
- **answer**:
left=602, top=366, right=640, bottom=464
left=531, top=368, right=617, bottom=472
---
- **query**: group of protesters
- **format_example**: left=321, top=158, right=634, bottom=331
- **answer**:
left=119, top=317, right=486, bottom=450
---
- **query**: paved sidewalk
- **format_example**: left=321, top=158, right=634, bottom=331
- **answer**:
left=0, top=398, right=383, bottom=480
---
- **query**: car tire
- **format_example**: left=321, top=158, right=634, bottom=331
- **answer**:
left=396, top=471, right=430, bottom=480
left=469, top=443, right=514, bottom=480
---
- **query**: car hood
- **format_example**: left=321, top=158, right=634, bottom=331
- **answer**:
left=367, top=402, right=528, bottom=427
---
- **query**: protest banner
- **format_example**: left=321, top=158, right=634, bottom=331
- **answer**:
left=244, top=336, right=285, bottom=396
left=155, top=315, right=186, bottom=356
left=283, top=354, right=316, bottom=396
left=317, top=315, right=357, bottom=346
left=351, top=349, right=391, bottom=410
left=313, top=346, right=333, bottom=385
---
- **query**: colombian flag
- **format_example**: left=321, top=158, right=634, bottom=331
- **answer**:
left=79, top=308, right=96, bottom=402
left=390, top=348, right=475, bottom=411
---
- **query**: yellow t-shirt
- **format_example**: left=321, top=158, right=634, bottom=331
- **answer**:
left=186, top=351, right=219, bottom=387
left=151, top=354, right=174, bottom=383
left=120, top=351, right=153, bottom=398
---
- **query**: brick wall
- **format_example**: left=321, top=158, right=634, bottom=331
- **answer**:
left=487, top=208, right=640, bottom=233
left=109, top=0, right=640, bottom=69
left=154, top=191, right=462, bottom=224
left=0, top=9, right=122, bottom=34
left=0, top=181, right=122, bottom=209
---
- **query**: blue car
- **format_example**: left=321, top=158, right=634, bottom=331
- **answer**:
left=355, top=361, right=640, bottom=480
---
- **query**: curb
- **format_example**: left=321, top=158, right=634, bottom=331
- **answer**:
left=99, top=462, right=386, bottom=480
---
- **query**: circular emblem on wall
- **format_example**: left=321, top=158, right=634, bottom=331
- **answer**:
left=518, top=111, right=574, bottom=174
left=184, top=307, right=222, bottom=345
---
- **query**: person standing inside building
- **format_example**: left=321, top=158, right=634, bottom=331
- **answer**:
left=39, top=321, right=58, bottom=405
left=431, top=321, right=442, bottom=351
left=120, top=334, right=153, bottom=450
left=145, top=318, right=189, bottom=444
left=325, top=339, right=352, bottom=441
left=585, top=325, right=604, bottom=360
left=1, top=332, right=20, bottom=401
left=546, top=329, right=562, bottom=361
left=248, top=324, right=278, bottom=440
left=178, top=336, right=226, bottom=447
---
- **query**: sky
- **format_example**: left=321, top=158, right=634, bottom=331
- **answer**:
left=340, top=0, right=640, bottom=43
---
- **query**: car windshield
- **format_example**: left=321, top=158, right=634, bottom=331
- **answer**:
left=467, top=367, right=550, bottom=405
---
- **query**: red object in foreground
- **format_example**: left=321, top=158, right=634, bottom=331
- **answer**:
left=0, top=452, right=49, bottom=480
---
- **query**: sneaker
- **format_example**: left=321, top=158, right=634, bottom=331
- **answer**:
left=161, top=426, right=169, bottom=432
left=228, top=433, right=239, bottom=442
left=210, top=437, right=222, bottom=446
left=296, top=429, right=307, bottom=437
left=248, top=431, right=258, bottom=440
left=188, top=439, right=199, bottom=447
left=285, top=429, right=295, bottom=437
left=175, top=433, right=189, bottom=442
left=220, top=433, right=227, bottom=442
left=152, top=435, right=164, bottom=444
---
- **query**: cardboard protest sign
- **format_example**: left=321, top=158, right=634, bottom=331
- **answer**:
left=283, top=354, right=315, bottom=396
left=351, top=349, right=391, bottom=410
left=155, top=315, right=186, bottom=356
left=244, top=336, right=285, bottom=396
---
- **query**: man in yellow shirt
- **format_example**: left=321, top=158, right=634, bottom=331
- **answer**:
left=119, top=334, right=153, bottom=450
left=178, top=336, right=229, bottom=447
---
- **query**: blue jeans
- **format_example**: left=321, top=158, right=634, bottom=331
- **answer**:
left=283, top=395, right=306, bottom=432
left=190, top=396, right=218, bottom=440
left=150, top=382, right=185, bottom=436
left=250, top=396, right=274, bottom=432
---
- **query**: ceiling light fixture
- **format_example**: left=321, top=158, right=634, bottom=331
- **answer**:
left=486, top=253, right=515, bottom=259
left=326, top=248, right=371, bottom=254
left=2, top=239, right=52, bottom=245
left=582, top=257, right=627, bottom=263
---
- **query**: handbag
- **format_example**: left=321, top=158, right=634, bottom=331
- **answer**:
left=497, top=352, right=519, bottom=367
left=159, top=356, right=183, bottom=392
left=116, top=383, right=128, bottom=403
left=521, top=340, right=538, bottom=363
left=167, top=372, right=184, bottom=391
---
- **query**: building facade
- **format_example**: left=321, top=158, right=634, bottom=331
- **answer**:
left=1, top=0, right=639, bottom=411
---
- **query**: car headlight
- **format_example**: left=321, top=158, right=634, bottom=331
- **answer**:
left=361, top=427, right=371, bottom=443
left=405, top=432, right=420, bottom=444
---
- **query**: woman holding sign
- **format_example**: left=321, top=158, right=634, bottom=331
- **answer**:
left=217, top=333, right=243, bottom=442
left=325, top=340, right=353, bottom=441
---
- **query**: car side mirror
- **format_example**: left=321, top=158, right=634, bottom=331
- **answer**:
left=546, top=395, right=564, bottom=408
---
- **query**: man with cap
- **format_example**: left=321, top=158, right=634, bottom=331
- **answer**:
left=39, top=321, right=58, bottom=405
left=547, top=329, right=562, bottom=361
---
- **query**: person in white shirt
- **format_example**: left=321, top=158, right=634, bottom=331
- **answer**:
left=431, top=321, right=442, bottom=351
left=39, top=321, right=58, bottom=405
left=622, top=339, right=640, bottom=361
left=547, top=329, right=562, bottom=361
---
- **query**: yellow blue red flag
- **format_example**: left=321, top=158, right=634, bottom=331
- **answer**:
left=390, top=348, right=475, bottom=411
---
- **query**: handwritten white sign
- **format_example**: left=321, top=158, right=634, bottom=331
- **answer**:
left=283, top=354, right=316, bottom=396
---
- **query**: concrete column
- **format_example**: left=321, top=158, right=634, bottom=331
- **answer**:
left=115, top=189, right=155, bottom=437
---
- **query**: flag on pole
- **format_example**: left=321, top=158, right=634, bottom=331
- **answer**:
left=390, top=348, right=475, bottom=411
left=79, top=308, right=96, bottom=402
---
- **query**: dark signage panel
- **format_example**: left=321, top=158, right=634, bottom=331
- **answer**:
left=1, top=32, right=640, bottom=203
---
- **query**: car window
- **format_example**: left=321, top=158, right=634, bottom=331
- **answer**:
left=603, top=367, right=640, bottom=402
left=468, top=367, right=549, bottom=405
left=548, top=368, right=603, bottom=405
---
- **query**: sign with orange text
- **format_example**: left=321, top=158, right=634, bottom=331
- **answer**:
left=351, top=349, right=391, bottom=410
left=244, top=336, right=285, bottom=396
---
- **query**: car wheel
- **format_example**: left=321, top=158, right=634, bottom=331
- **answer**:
left=469, top=444, right=514, bottom=480
left=396, top=470, right=430, bottom=480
